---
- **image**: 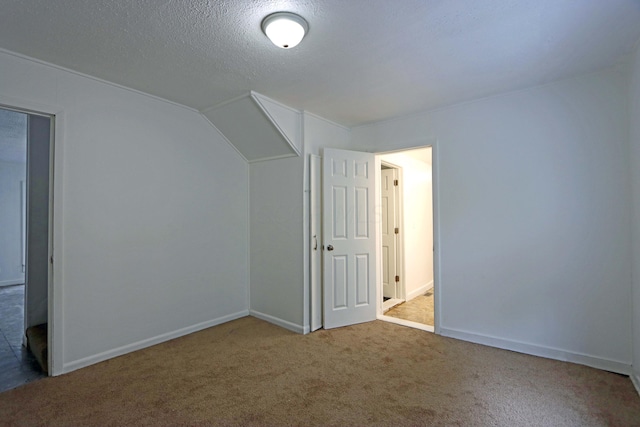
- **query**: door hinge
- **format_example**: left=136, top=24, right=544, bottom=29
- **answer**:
left=394, top=179, right=398, bottom=186
left=395, top=275, right=400, bottom=282
left=50, top=256, right=53, bottom=264
left=394, top=227, right=399, bottom=234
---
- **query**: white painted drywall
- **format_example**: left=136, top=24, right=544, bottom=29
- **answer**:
left=630, top=41, right=640, bottom=384
left=353, top=67, right=632, bottom=370
left=379, top=149, right=433, bottom=301
left=0, top=160, right=26, bottom=286
left=303, top=112, right=352, bottom=156
left=0, top=50, right=249, bottom=372
left=249, top=156, right=305, bottom=332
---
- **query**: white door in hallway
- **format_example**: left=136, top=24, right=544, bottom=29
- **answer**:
left=322, top=148, right=376, bottom=329
left=381, top=167, right=398, bottom=299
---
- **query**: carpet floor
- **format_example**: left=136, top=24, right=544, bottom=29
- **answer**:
left=0, top=316, right=639, bottom=426
left=385, top=289, right=434, bottom=326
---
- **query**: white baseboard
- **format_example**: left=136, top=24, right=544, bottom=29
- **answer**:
left=631, top=372, right=640, bottom=397
left=0, top=279, right=24, bottom=287
left=382, top=298, right=403, bottom=312
left=407, top=280, right=433, bottom=301
left=250, top=310, right=308, bottom=334
left=379, top=314, right=434, bottom=333
left=62, top=310, right=250, bottom=374
left=440, top=326, right=632, bottom=375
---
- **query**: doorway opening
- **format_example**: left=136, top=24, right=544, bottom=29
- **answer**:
left=376, top=147, right=435, bottom=332
left=0, top=105, right=53, bottom=391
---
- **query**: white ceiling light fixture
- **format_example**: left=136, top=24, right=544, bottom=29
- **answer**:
left=261, top=12, right=308, bottom=49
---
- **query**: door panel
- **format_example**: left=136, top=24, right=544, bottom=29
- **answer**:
left=323, top=148, right=376, bottom=329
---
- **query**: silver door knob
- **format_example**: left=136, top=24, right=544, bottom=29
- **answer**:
left=327, top=245, right=334, bottom=251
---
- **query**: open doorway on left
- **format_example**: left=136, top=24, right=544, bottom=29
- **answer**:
left=0, top=106, right=51, bottom=392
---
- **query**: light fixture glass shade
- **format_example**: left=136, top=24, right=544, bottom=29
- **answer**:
left=262, top=12, right=308, bottom=49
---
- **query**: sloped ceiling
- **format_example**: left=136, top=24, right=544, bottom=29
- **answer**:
left=0, top=1, right=639, bottom=126
left=203, top=92, right=302, bottom=162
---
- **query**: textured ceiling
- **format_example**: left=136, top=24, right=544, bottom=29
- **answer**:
left=0, top=0, right=639, bottom=126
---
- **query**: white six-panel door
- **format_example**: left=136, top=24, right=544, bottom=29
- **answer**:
left=322, top=148, right=376, bottom=329
left=381, top=168, right=398, bottom=299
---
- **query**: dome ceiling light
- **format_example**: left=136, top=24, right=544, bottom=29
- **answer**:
left=261, top=12, right=308, bottom=49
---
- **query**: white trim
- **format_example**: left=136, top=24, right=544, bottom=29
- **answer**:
left=248, top=153, right=299, bottom=164
left=302, top=110, right=351, bottom=132
left=200, top=92, right=251, bottom=114
left=431, top=140, right=442, bottom=335
left=251, top=91, right=300, bottom=114
left=299, top=111, right=308, bottom=334
left=46, top=112, right=55, bottom=375
left=245, top=166, right=251, bottom=315
left=250, top=309, right=308, bottom=334
left=440, top=327, right=632, bottom=375
left=374, top=139, right=438, bottom=157
left=631, top=372, right=640, bottom=397
left=378, top=315, right=434, bottom=333
left=302, top=120, right=311, bottom=333
left=0, top=48, right=198, bottom=113
left=407, top=281, right=434, bottom=301
left=50, top=110, right=65, bottom=376
left=62, top=310, right=250, bottom=374
left=0, top=279, right=24, bottom=287
left=374, top=156, right=382, bottom=317
left=309, top=155, right=323, bottom=332
left=382, top=298, right=403, bottom=312
left=396, top=166, right=405, bottom=302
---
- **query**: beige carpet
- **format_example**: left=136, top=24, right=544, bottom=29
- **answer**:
left=385, top=289, right=434, bottom=325
left=1, top=316, right=639, bottom=426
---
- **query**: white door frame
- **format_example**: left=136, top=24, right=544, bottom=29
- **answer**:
left=375, top=144, right=440, bottom=334
left=309, top=154, right=322, bottom=332
left=0, top=95, right=64, bottom=376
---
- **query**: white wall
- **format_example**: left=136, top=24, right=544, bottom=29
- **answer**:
left=303, top=112, right=352, bottom=156
left=353, top=67, right=632, bottom=372
left=379, top=150, right=433, bottom=300
left=630, top=41, right=640, bottom=386
left=0, top=50, right=249, bottom=373
left=0, top=160, right=26, bottom=286
left=249, top=156, right=305, bottom=332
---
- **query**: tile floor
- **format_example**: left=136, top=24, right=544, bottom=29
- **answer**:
left=0, top=285, right=46, bottom=393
